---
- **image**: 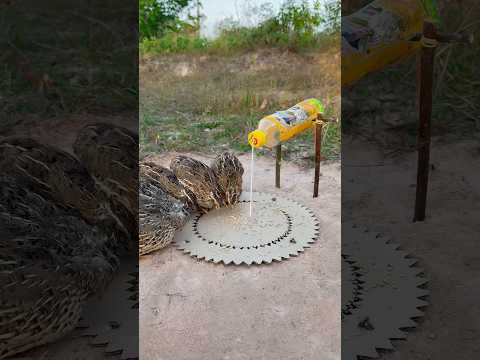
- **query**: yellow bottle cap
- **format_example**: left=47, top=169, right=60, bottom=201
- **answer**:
left=248, top=129, right=266, bottom=148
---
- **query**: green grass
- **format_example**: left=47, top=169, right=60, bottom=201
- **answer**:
left=140, top=40, right=340, bottom=164
left=140, top=0, right=339, bottom=56
left=140, top=112, right=257, bottom=153
left=140, top=30, right=337, bottom=56
left=140, top=34, right=209, bottom=54
left=139, top=109, right=340, bottom=164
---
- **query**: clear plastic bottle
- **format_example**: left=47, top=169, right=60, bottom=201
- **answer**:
left=248, top=98, right=324, bottom=148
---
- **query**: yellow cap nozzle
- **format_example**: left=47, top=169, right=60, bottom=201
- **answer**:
left=248, top=129, right=266, bottom=148
left=306, top=98, right=325, bottom=114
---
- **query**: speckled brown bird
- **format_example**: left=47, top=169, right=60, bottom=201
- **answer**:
left=170, top=155, right=224, bottom=212
left=0, top=136, right=130, bottom=254
left=0, top=264, right=85, bottom=359
left=0, top=175, right=118, bottom=359
left=141, top=161, right=197, bottom=211
left=0, top=175, right=118, bottom=293
left=73, top=123, right=138, bottom=209
left=73, top=123, right=138, bottom=252
left=210, top=152, right=244, bottom=206
left=0, top=137, right=98, bottom=219
left=139, top=162, right=192, bottom=255
left=0, top=123, right=139, bottom=358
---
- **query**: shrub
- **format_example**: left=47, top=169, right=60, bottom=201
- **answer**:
left=140, top=0, right=341, bottom=54
left=139, top=0, right=191, bottom=39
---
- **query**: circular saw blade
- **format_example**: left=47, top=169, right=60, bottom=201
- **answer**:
left=79, top=258, right=139, bottom=360
left=174, top=192, right=319, bottom=265
left=342, top=255, right=364, bottom=318
left=342, top=224, right=429, bottom=359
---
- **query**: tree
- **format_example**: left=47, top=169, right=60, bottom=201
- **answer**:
left=139, top=0, right=192, bottom=39
left=185, top=0, right=205, bottom=36
left=321, top=0, right=341, bottom=32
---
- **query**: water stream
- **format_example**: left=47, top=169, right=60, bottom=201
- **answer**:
left=249, top=146, right=254, bottom=217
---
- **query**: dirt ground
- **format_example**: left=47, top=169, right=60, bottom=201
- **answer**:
left=343, top=136, right=480, bottom=360
left=140, top=152, right=341, bottom=360
left=6, top=114, right=479, bottom=360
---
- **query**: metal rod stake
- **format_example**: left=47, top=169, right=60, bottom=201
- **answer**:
left=414, top=21, right=436, bottom=222
left=275, top=144, right=281, bottom=188
left=313, top=119, right=322, bottom=198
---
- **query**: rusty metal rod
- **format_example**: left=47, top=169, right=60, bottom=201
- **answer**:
left=313, top=118, right=322, bottom=198
left=275, top=144, right=281, bottom=188
left=414, top=21, right=436, bottom=222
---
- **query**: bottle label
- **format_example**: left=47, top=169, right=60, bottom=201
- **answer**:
left=342, top=1, right=403, bottom=54
left=273, top=105, right=308, bottom=127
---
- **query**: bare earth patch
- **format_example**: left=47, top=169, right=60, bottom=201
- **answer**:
left=140, top=153, right=341, bottom=360
left=343, top=136, right=480, bottom=360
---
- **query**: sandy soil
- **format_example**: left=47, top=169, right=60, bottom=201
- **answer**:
left=140, top=152, right=341, bottom=360
left=343, top=136, right=480, bottom=360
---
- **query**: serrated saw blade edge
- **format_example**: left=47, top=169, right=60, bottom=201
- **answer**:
left=174, top=192, right=320, bottom=265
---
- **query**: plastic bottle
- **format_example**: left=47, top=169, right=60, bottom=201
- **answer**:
left=248, top=98, right=324, bottom=149
left=342, top=0, right=440, bottom=86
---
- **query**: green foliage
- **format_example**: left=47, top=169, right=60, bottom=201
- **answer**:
left=276, top=1, right=322, bottom=34
left=139, top=0, right=191, bottom=39
left=211, top=0, right=329, bottom=51
left=322, top=0, right=341, bottom=32
left=140, top=32, right=208, bottom=53
left=140, top=112, right=340, bottom=161
left=140, top=0, right=341, bottom=54
left=421, top=0, right=441, bottom=24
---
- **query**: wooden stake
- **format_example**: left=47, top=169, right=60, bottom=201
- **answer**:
left=414, top=21, right=436, bottom=222
left=275, top=144, right=281, bottom=188
left=313, top=118, right=322, bottom=198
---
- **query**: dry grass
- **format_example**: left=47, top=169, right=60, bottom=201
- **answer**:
left=140, top=47, right=340, bottom=116
left=343, top=0, right=479, bottom=152
left=0, top=1, right=137, bottom=135
left=433, top=1, right=480, bottom=129
left=140, top=44, right=340, bottom=162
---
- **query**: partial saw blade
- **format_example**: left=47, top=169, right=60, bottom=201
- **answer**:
left=342, top=224, right=429, bottom=359
left=79, top=257, right=139, bottom=360
left=174, top=192, right=320, bottom=265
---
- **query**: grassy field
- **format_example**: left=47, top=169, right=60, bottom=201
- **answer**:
left=140, top=43, right=341, bottom=164
left=139, top=25, right=337, bottom=55
left=0, top=1, right=137, bottom=135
